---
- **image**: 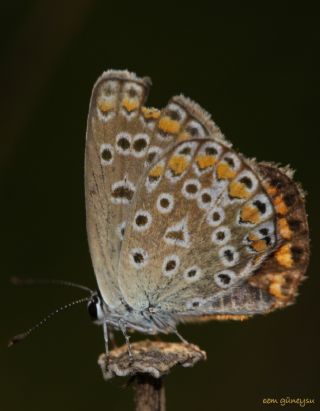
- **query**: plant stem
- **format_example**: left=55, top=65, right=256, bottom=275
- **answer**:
left=134, top=374, right=165, bottom=411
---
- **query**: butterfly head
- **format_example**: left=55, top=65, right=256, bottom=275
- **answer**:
left=87, top=291, right=107, bottom=324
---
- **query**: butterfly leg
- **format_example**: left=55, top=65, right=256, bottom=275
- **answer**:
left=119, top=319, right=133, bottom=360
left=109, top=326, right=118, bottom=348
left=174, top=329, right=189, bottom=344
left=103, top=321, right=109, bottom=360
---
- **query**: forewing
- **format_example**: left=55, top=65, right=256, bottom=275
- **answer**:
left=118, top=97, right=278, bottom=313
left=85, top=70, right=152, bottom=307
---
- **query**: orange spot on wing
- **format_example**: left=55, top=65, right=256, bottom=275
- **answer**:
left=278, top=218, right=292, bottom=240
left=240, top=204, right=261, bottom=224
left=177, top=132, right=191, bottom=141
left=251, top=239, right=268, bottom=252
left=274, top=195, right=288, bottom=215
left=275, top=244, right=293, bottom=268
left=168, top=155, right=188, bottom=175
left=149, top=163, right=164, bottom=178
left=141, top=106, right=160, bottom=119
left=265, top=183, right=277, bottom=196
left=229, top=181, right=251, bottom=199
left=195, top=155, right=217, bottom=169
left=98, top=99, right=114, bottom=112
left=268, top=274, right=286, bottom=298
left=158, top=116, right=181, bottom=134
left=122, top=98, right=139, bottom=112
left=216, top=162, right=236, bottom=179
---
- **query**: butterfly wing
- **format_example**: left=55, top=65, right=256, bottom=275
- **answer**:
left=85, top=71, right=226, bottom=309
left=118, top=96, right=281, bottom=315
left=85, top=70, right=154, bottom=307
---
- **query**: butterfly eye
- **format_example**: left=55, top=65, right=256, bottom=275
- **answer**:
left=87, top=294, right=105, bottom=323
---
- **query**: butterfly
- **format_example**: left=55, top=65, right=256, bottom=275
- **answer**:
left=84, top=69, right=309, bottom=356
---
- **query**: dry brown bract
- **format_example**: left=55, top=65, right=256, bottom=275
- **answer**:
left=98, top=340, right=206, bottom=380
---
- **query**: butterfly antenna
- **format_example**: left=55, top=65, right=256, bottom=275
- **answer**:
left=8, top=296, right=90, bottom=348
left=10, top=276, right=93, bottom=294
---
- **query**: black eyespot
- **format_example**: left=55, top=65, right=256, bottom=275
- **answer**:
left=135, top=215, right=148, bottom=226
left=259, top=228, right=269, bottom=236
left=186, top=184, right=198, bottom=194
left=192, top=301, right=200, bottom=307
left=288, top=219, right=301, bottom=231
left=128, top=88, right=137, bottom=97
left=224, top=157, right=235, bottom=167
left=202, top=193, right=212, bottom=203
left=218, top=273, right=231, bottom=285
left=265, top=236, right=271, bottom=245
left=291, top=246, right=304, bottom=263
left=133, top=138, right=147, bottom=152
left=186, top=126, right=198, bottom=136
left=270, top=177, right=284, bottom=189
left=121, top=227, right=125, bottom=237
left=133, top=253, right=144, bottom=264
left=224, top=249, right=234, bottom=262
left=253, top=200, right=267, bottom=214
left=160, top=198, right=169, bottom=208
left=168, top=110, right=180, bottom=120
left=216, top=231, right=225, bottom=240
left=117, top=137, right=130, bottom=150
left=239, top=176, right=253, bottom=189
left=212, top=212, right=220, bottom=221
left=101, top=148, right=112, bottom=161
left=187, top=269, right=197, bottom=277
left=205, top=146, right=217, bottom=155
left=166, top=260, right=176, bottom=271
left=284, top=193, right=296, bottom=207
left=147, top=152, right=157, bottom=163
left=179, top=147, right=191, bottom=155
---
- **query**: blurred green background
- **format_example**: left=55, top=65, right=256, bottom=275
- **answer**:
left=1, top=2, right=319, bottom=410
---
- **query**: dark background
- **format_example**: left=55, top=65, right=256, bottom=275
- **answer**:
left=1, top=2, right=319, bottom=410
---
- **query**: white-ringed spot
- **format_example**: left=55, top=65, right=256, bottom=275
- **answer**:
left=162, top=255, right=180, bottom=277
left=183, top=266, right=202, bottom=283
left=115, top=132, right=132, bottom=155
left=219, top=245, right=240, bottom=267
left=206, top=207, right=225, bottom=227
left=132, top=133, right=150, bottom=158
left=100, top=143, right=114, bottom=166
left=214, top=270, right=237, bottom=289
left=129, top=248, right=149, bottom=269
left=182, top=179, right=201, bottom=200
left=163, top=218, right=190, bottom=248
left=111, top=178, right=135, bottom=204
left=133, top=210, right=152, bottom=232
left=197, top=188, right=216, bottom=210
left=156, top=193, right=174, bottom=214
left=211, top=226, right=231, bottom=246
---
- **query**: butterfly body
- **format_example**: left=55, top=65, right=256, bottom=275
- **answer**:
left=85, top=70, right=309, bottom=347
